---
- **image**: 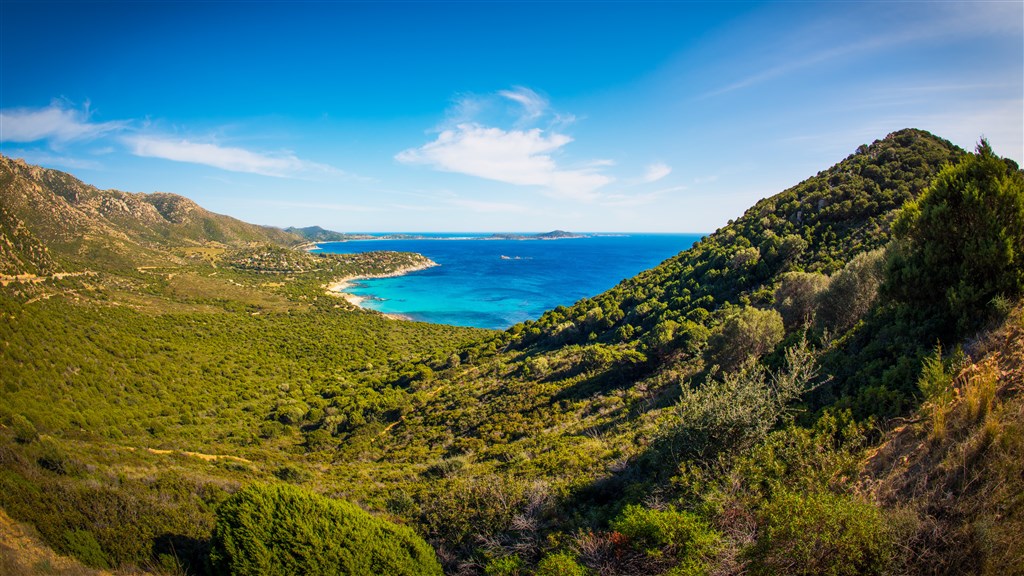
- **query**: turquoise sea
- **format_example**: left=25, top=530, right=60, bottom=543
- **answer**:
left=313, top=233, right=703, bottom=330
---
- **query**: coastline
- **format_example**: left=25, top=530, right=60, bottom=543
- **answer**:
left=324, top=260, right=438, bottom=320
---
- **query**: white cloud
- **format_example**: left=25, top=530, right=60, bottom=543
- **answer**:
left=125, top=135, right=336, bottom=178
left=0, top=103, right=127, bottom=144
left=642, top=162, right=672, bottom=183
left=396, top=123, right=612, bottom=200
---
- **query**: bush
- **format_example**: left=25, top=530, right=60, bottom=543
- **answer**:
left=484, top=554, right=524, bottom=576
left=774, top=272, right=829, bottom=330
left=608, top=505, right=720, bottom=575
left=535, top=552, right=589, bottom=576
left=61, top=529, right=110, bottom=569
left=706, top=307, right=785, bottom=372
left=884, top=139, right=1024, bottom=336
left=9, top=413, right=38, bottom=444
left=610, top=505, right=719, bottom=557
left=209, top=483, right=442, bottom=576
left=674, top=338, right=821, bottom=458
left=816, top=248, right=885, bottom=334
left=745, top=489, right=895, bottom=576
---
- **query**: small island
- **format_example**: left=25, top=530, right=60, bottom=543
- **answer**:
left=486, top=230, right=588, bottom=240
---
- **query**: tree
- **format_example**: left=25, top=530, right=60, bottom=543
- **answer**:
left=774, top=271, right=829, bottom=330
left=209, top=483, right=442, bottom=576
left=816, top=248, right=885, bottom=333
left=706, top=307, right=785, bottom=372
left=884, top=139, right=1024, bottom=335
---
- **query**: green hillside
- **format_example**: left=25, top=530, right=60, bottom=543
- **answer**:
left=0, top=155, right=302, bottom=275
left=1, top=130, right=1022, bottom=575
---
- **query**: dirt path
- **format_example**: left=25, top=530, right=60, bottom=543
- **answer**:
left=131, top=446, right=252, bottom=464
left=0, top=271, right=95, bottom=287
left=372, top=380, right=452, bottom=444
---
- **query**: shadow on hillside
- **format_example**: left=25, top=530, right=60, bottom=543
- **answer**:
left=551, top=362, right=655, bottom=404
left=153, top=533, right=210, bottom=575
left=557, top=417, right=718, bottom=525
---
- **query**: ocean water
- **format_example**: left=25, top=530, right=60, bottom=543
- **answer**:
left=314, top=234, right=703, bottom=330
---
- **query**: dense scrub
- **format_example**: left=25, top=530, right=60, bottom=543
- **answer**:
left=2, top=130, right=1022, bottom=575
left=210, top=483, right=442, bottom=575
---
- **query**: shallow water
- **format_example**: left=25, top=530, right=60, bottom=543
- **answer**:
left=314, top=233, right=703, bottom=330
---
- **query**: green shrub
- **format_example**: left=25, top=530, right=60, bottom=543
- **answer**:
left=816, top=248, right=885, bottom=334
left=484, top=554, right=524, bottom=576
left=774, top=271, right=829, bottom=330
left=535, top=552, right=590, bottom=576
left=745, top=489, right=895, bottom=576
left=209, top=483, right=442, bottom=576
left=885, top=139, right=1024, bottom=336
left=9, top=413, right=38, bottom=444
left=706, top=307, right=785, bottom=373
left=610, top=505, right=719, bottom=557
left=673, top=337, right=820, bottom=458
left=61, top=529, right=109, bottom=569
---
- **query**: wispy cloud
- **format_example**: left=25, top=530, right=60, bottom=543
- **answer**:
left=702, top=3, right=1023, bottom=100
left=498, top=86, right=548, bottom=123
left=3, top=149, right=103, bottom=170
left=0, top=102, right=127, bottom=144
left=700, top=36, right=889, bottom=99
left=600, top=185, right=686, bottom=208
left=1, top=101, right=353, bottom=180
left=397, top=123, right=612, bottom=201
left=254, top=199, right=380, bottom=212
left=448, top=197, right=528, bottom=213
left=124, top=135, right=337, bottom=179
left=642, top=162, right=672, bottom=183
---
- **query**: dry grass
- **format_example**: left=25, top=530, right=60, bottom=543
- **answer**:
left=861, top=304, right=1024, bottom=575
left=0, top=507, right=108, bottom=576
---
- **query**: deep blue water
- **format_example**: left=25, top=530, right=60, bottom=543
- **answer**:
left=313, top=234, right=703, bottom=330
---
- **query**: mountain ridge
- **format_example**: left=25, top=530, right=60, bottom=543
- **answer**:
left=0, top=155, right=301, bottom=274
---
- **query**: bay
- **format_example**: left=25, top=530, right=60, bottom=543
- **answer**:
left=314, top=233, right=703, bottom=330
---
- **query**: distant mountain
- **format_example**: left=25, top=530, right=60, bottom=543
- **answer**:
left=487, top=230, right=587, bottom=240
left=284, top=225, right=366, bottom=242
left=285, top=226, right=429, bottom=242
left=0, top=155, right=301, bottom=274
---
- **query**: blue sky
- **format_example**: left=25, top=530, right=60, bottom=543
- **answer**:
left=1, top=1, right=1021, bottom=232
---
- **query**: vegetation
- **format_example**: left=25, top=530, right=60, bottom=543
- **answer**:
left=1, top=129, right=1022, bottom=575
left=885, top=139, right=1024, bottom=336
left=210, top=483, right=441, bottom=575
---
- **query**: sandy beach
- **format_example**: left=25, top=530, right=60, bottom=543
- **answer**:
left=325, top=260, right=438, bottom=320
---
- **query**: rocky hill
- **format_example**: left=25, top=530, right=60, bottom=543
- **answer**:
left=0, top=155, right=300, bottom=274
